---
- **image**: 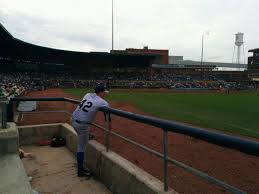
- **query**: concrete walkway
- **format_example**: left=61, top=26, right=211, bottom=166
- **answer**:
left=0, top=154, right=32, bottom=194
left=21, top=145, right=111, bottom=194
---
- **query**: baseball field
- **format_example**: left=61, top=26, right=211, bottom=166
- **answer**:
left=65, top=88, right=259, bottom=139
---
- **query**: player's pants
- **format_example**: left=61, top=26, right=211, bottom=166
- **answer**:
left=72, top=118, right=90, bottom=172
left=71, top=119, right=89, bottom=153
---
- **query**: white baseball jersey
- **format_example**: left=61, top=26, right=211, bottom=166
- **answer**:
left=72, top=93, right=108, bottom=123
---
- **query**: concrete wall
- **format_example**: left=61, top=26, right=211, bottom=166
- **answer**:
left=0, top=154, right=32, bottom=194
left=86, top=141, right=177, bottom=194
left=0, top=122, right=32, bottom=194
left=60, top=123, right=78, bottom=154
left=0, top=123, right=19, bottom=156
left=61, top=124, right=177, bottom=194
left=18, top=123, right=62, bottom=145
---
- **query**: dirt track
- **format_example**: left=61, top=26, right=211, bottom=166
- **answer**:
left=18, top=89, right=259, bottom=194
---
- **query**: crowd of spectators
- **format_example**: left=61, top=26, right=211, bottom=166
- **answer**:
left=0, top=72, right=75, bottom=97
left=0, top=73, right=26, bottom=98
left=94, top=72, right=219, bottom=82
left=170, top=81, right=228, bottom=90
left=0, top=71, right=257, bottom=96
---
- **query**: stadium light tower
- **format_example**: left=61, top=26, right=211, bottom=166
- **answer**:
left=200, top=30, right=210, bottom=66
left=112, top=0, right=114, bottom=51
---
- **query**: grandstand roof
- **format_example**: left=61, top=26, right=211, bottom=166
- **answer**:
left=0, top=23, right=14, bottom=40
left=248, top=48, right=259, bottom=52
left=0, top=22, right=157, bottom=70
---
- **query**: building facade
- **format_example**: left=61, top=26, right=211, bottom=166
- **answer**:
left=111, top=47, right=169, bottom=64
left=248, top=48, right=259, bottom=80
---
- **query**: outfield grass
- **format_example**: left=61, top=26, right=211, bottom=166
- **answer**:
left=65, top=89, right=259, bottom=138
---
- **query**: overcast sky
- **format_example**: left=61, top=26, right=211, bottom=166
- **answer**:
left=0, top=0, right=258, bottom=63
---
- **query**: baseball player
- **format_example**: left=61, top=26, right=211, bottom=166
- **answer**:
left=72, top=84, right=109, bottom=178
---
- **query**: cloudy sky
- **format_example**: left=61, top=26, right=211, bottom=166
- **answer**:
left=0, top=0, right=258, bottom=63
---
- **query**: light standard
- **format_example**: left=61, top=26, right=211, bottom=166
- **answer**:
left=200, top=31, right=210, bottom=66
left=112, top=0, right=114, bottom=51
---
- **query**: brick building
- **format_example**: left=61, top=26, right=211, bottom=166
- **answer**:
left=111, top=46, right=169, bottom=64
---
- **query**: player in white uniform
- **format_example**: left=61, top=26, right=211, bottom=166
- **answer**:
left=72, top=84, right=109, bottom=177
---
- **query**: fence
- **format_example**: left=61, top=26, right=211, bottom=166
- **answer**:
left=3, top=97, right=259, bottom=193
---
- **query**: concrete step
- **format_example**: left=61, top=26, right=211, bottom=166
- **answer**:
left=21, top=145, right=111, bottom=194
left=0, top=154, right=32, bottom=194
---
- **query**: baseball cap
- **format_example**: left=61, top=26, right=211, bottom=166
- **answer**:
left=95, top=84, right=109, bottom=93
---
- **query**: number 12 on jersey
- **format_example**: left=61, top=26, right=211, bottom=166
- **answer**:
left=79, top=100, right=93, bottom=112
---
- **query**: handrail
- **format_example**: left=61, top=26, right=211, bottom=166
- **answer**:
left=99, top=106, right=259, bottom=156
left=11, top=97, right=259, bottom=156
left=89, top=122, right=246, bottom=194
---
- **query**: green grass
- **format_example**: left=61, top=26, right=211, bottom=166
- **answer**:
left=65, top=88, right=259, bottom=138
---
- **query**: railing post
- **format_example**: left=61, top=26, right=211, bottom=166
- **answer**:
left=8, top=99, right=14, bottom=123
left=63, top=100, right=67, bottom=122
left=0, top=97, right=8, bottom=129
left=163, top=129, right=169, bottom=191
left=63, top=100, right=66, bottom=111
left=105, top=113, right=111, bottom=152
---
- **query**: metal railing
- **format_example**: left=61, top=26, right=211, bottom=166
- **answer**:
left=8, top=97, right=259, bottom=193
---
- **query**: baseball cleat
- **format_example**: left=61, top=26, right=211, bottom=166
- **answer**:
left=78, top=169, right=92, bottom=178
